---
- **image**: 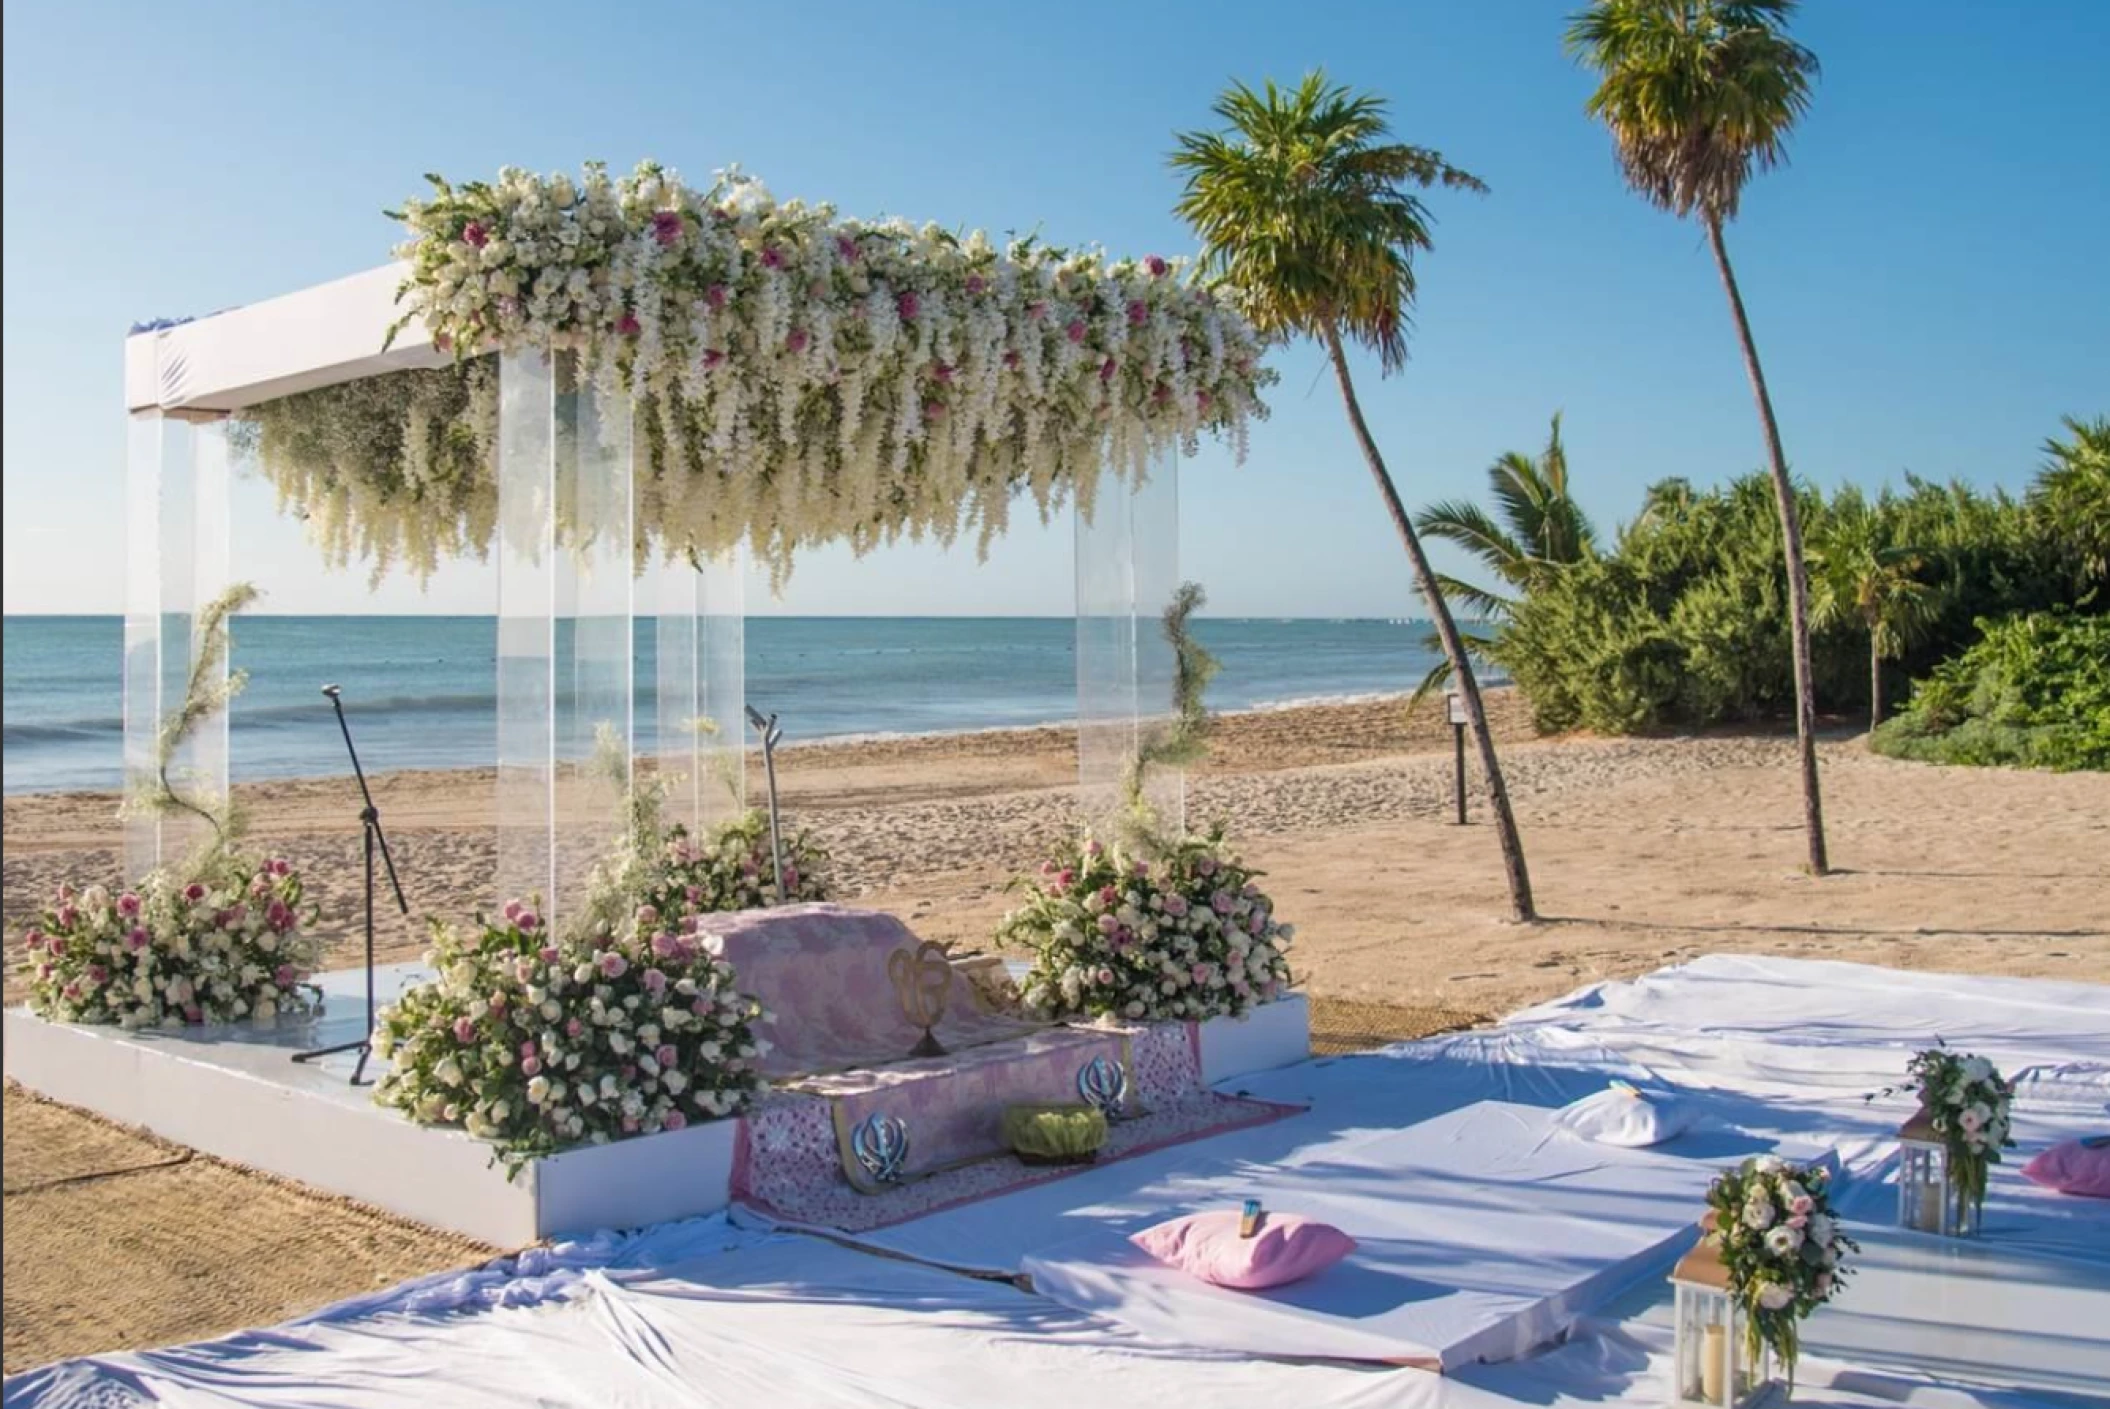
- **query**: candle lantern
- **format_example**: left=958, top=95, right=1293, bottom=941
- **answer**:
left=1669, top=1235, right=1782, bottom=1408
left=1897, top=1108, right=1977, bottom=1237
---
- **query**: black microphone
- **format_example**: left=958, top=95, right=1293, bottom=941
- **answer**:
left=322, top=683, right=343, bottom=699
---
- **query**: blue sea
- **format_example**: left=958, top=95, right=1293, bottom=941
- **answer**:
left=2, top=616, right=1445, bottom=795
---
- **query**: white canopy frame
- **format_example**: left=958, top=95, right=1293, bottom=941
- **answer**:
left=122, top=263, right=1181, bottom=922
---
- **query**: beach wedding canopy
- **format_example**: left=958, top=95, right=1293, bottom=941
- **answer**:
left=122, top=161, right=1273, bottom=922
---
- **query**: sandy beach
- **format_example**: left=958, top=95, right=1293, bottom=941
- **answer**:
left=6, top=689, right=2108, bottom=1371
left=8, top=689, right=2106, bottom=1015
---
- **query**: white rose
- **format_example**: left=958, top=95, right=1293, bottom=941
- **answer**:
left=1758, top=1283, right=1794, bottom=1311
left=1764, top=1225, right=1803, bottom=1256
left=434, top=1056, right=464, bottom=1087
left=1743, top=1197, right=1775, bottom=1231
left=527, top=1075, right=551, bottom=1104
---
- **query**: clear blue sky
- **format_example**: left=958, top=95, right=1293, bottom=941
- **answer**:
left=4, top=0, right=2104, bottom=618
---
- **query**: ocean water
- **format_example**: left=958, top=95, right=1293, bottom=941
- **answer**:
left=1, top=616, right=1445, bottom=795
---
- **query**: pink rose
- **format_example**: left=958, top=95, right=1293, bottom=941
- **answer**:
left=266, top=900, right=295, bottom=932
left=652, top=932, right=681, bottom=959
left=636, top=904, right=659, bottom=927
left=1146, top=255, right=1168, bottom=277
left=1196, top=390, right=1212, bottom=411
left=269, top=859, right=292, bottom=877
left=656, top=1044, right=679, bottom=1068
left=836, top=235, right=860, bottom=262
left=786, top=328, right=809, bottom=353
left=127, top=927, right=151, bottom=951
left=538, top=945, right=560, bottom=964
left=504, top=900, right=524, bottom=923
left=1002, top=350, right=1021, bottom=369
left=275, top=965, right=296, bottom=988
left=183, top=883, right=206, bottom=902
left=782, top=867, right=799, bottom=889
left=685, top=885, right=703, bottom=905
left=622, top=1116, right=640, bottom=1133
left=924, top=399, right=947, bottom=421
left=693, top=998, right=712, bottom=1016
left=462, top=221, right=488, bottom=248
left=705, top=284, right=728, bottom=311
left=701, top=348, right=726, bottom=369
left=1192, top=964, right=1211, bottom=985
left=1096, top=914, right=1118, bottom=935
left=453, top=1016, right=477, bottom=1043
left=1085, top=840, right=1103, bottom=857
left=617, top=313, right=641, bottom=337
left=184, top=1004, right=203, bottom=1023
left=1096, top=967, right=1115, bottom=986
left=1100, top=358, right=1117, bottom=382
left=932, top=363, right=956, bottom=384
left=1126, top=299, right=1147, bottom=326
left=663, top=1110, right=687, bottom=1131
left=643, top=967, right=668, bottom=994
left=520, top=1040, right=538, bottom=1058
left=56, top=905, right=78, bottom=927
left=515, top=910, right=540, bottom=931
left=1066, top=319, right=1087, bottom=343
left=897, top=291, right=920, bottom=320
left=566, top=1018, right=583, bottom=1038
left=1027, top=300, right=1048, bottom=319
left=521, top=1056, right=542, bottom=1077
left=488, top=992, right=507, bottom=1015
left=760, top=245, right=785, bottom=269
left=117, top=893, right=142, bottom=917
left=651, top=210, right=683, bottom=247
left=966, top=275, right=987, bottom=295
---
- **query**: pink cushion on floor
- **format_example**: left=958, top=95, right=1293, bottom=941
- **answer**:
left=1130, top=1210, right=1357, bottom=1290
left=2022, top=1139, right=2110, bottom=1199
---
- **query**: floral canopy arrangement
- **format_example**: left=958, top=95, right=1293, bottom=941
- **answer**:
left=1704, top=1154, right=1857, bottom=1387
left=16, top=585, right=324, bottom=1028
left=1890, top=1044, right=2016, bottom=1224
left=239, top=161, right=1273, bottom=584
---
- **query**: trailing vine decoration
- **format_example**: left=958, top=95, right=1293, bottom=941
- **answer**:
left=232, top=162, right=1273, bottom=587
left=1118, top=581, right=1219, bottom=855
left=122, top=582, right=261, bottom=867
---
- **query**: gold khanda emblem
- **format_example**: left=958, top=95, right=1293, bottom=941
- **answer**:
left=888, top=940, right=954, bottom=1059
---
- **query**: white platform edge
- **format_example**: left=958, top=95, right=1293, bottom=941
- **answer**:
left=2, top=1008, right=739, bottom=1246
left=1195, top=993, right=1311, bottom=1088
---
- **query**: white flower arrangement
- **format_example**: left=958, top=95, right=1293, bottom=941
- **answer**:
left=1704, top=1154, right=1858, bottom=1386
left=245, top=160, right=1273, bottom=584
left=17, top=858, right=321, bottom=1029
left=373, top=899, right=769, bottom=1172
left=1889, top=1044, right=2016, bottom=1222
left=1002, top=827, right=1293, bottom=1024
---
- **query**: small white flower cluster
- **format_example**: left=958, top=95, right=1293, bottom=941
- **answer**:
left=1908, top=1048, right=2014, bottom=1157
left=381, top=161, right=1274, bottom=581
left=1003, top=829, right=1292, bottom=1024
left=644, top=813, right=830, bottom=916
left=373, top=898, right=770, bottom=1170
left=17, top=858, right=321, bottom=1030
left=1705, top=1153, right=1855, bottom=1374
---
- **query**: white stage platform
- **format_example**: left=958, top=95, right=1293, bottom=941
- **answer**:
left=3, top=964, right=1309, bottom=1248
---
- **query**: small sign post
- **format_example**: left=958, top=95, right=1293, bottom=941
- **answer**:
left=1446, top=691, right=1468, bottom=825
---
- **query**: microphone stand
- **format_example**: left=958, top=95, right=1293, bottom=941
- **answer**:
left=745, top=704, right=787, bottom=900
left=293, top=686, right=408, bottom=1085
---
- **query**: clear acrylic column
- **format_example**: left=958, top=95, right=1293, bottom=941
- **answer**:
left=123, top=412, right=232, bottom=879
left=654, top=549, right=746, bottom=837
left=1075, top=453, right=1182, bottom=845
left=496, top=352, right=635, bottom=925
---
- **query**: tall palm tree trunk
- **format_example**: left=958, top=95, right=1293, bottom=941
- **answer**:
left=1868, top=635, right=1883, bottom=737
left=1322, top=324, right=1537, bottom=922
left=1704, top=217, right=1830, bottom=876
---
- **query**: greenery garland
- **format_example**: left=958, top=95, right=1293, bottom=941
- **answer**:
left=1117, top=581, right=1219, bottom=856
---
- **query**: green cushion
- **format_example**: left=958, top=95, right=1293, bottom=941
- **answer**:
left=1003, top=1102, right=1109, bottom=1160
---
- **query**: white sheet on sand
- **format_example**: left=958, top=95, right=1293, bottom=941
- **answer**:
left=1020, top=1099, right=1815, bottom=1368
left=9, top=956, right=2109, bottom=1409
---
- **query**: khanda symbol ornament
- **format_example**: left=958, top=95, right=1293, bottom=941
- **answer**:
left=888, top=940, right=954, bottom=1059
left=1077, top=1054, right=1130, bottom=1121
left=851, top=1112, right=910, bottom=1186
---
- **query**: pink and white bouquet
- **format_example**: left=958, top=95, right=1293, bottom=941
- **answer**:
left=1002, top=827, right=1293, bottom=1024
left=641, top=813, right=832, bottom=917
left=1897, top=1045, right=2015, bottom=1220
left=1704, top=1155, right=1858, bottom=1384
left=372, top=899, right=769, bottom=1171
left=16, top=854, right=320, bottom=1029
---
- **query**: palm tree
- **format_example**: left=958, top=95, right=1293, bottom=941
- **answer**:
left=1565, top=0, right=1831, bottom=874
left=2033, top=414, right=2110, bottom=591
left=1809, top=494, right=1933, bottom=735
left=1412, top=413, right=1597, bottom=698
left=1172, top=72, right=1538, bottom=923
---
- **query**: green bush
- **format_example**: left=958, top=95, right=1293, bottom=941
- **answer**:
left=1493, top=439, right=2102, bottom=736
left=1871, top=612, right=2110, bottom=771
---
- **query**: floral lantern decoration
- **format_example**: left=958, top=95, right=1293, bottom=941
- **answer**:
left=1670, top=1232, right=1779, bottom=1409
left=1675, top=1155, right=1857, bottom=1408
left=1890, top=1046, right=2014, bottom=1238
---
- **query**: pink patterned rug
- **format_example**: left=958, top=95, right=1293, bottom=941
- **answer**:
left=732, top=1020, right=1305, bottom=1234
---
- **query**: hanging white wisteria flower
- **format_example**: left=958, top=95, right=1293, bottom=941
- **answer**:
left=257, top=160, right=1269, bottom=582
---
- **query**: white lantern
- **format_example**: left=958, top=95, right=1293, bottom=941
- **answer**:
left=1670, top=1236, right=1782, bottom=1408
left=1897, top=1109, right=1977, bottom=1236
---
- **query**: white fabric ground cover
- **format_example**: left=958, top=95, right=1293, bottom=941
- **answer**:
left=8, top=956, right=2107, bottom=1408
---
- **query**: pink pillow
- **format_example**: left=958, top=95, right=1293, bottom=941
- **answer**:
left=1130, top=1210, right=1357, bottom=1290
left=2022, top=1139, right=2110, bottom=1199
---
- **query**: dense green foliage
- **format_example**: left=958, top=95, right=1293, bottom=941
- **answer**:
left=1871, top=612, right=2110, bottom=772
left=1492, top=445, right=2105, bottom=742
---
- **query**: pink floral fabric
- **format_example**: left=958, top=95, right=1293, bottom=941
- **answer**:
left=697, top=905, right=1042, bottom=1077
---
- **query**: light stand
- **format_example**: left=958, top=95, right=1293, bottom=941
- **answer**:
left=292, top=684, right=408, bottom=1085
left=745, top=704, right=787, bottom=899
